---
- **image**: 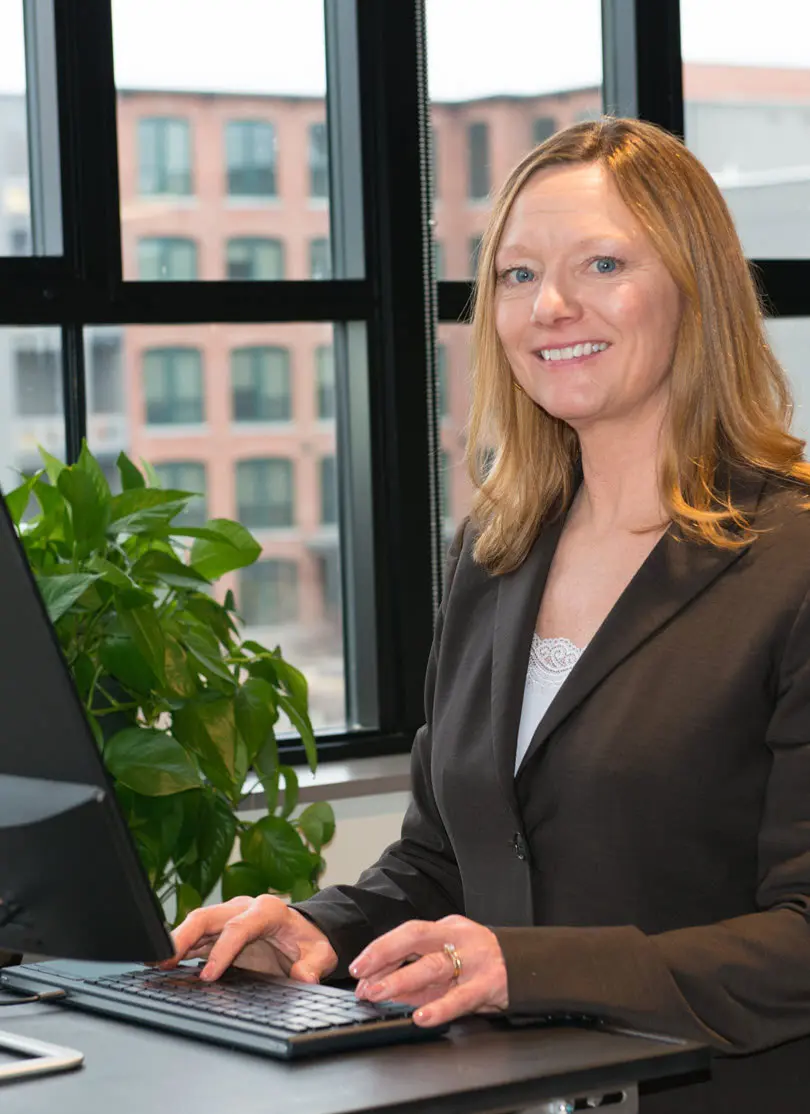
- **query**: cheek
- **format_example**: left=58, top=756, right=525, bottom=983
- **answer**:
left=494, top=300, right=526, bottom=353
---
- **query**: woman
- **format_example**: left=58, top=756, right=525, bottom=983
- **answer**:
left=166, top=118, right=810, bottom=1112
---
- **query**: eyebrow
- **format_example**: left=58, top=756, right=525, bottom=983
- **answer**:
left=496, top=235, right=629, bottom=256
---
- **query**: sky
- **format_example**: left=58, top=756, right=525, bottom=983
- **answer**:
left=0, top=0, right=808, bottom=99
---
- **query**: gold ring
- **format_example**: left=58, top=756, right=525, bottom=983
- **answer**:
left=443, top=942, right=463, bottom=981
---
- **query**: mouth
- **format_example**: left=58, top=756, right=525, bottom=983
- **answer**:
left=534, top=341, right=611, bottom=366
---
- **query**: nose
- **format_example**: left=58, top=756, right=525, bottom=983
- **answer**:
left=530, top=272, right=581, bottom=326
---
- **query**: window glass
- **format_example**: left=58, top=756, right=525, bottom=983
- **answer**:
left=226, top=120, right=277, bottom=197
left=231, top=346, right=291, bottom=422
left=426, top=0, right=603, bottom=278
left=138, top=236, right=198, bottom=280
left=766, top=318, right=810, bottom=445
left=320, top=455, right=337, bottom=524
left=681, top=0, right=810, bottom=257
left=309, top=237, right=331, bottom=279
left=143, top=347, right=205, bottom=425
left=84, top=321, right=347, bottom=729
left=436, top=343, right=448, bottom=418
left=153, top=460, right=207, bottom=527
left=436, top=323, right=474, bottom=548
left=112, top=0, right=336, bottom=280
left=0, top=327, right=64, bottom=493
left=226, top=237, right=284, bottom=280
left=240, top=559, right=298, bottom=625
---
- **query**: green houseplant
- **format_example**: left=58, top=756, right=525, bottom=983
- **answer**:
left=6, top=442, right=335, bottom=923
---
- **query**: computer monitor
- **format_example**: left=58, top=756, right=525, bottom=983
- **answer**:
left=0, top=489, right=172, bottom=965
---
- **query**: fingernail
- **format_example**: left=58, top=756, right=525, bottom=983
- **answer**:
left=414, top=1008, right=431, bottom=1025
left=199, top=966, right=214, bottom=981
left=367, top=981, right=386, bottom=1000
left=355, top=979, right=368, bottom=997
left=349, top=957, right=367, bottom=977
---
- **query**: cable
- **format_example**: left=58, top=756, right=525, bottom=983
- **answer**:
left=0, top=988, right=67, bottom=1006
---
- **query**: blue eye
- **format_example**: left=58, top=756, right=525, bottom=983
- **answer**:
left=591, top=256, right=619, bottom=274
left=499, top=266, right=534, bottom=285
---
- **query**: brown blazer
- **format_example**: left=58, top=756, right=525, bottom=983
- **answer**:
left=300, top=468, right=810, bottom=1112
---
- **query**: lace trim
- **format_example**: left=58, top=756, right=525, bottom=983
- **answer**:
left=527, top=635, right=584, bottom=688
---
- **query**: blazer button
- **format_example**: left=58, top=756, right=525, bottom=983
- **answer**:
left=512, top=833, right=529, bottom=861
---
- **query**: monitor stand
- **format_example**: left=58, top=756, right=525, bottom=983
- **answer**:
left=0, top=1027, right=83, bottom=1081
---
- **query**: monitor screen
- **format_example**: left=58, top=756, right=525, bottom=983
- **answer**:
left=0, top=491, right=172, bottom=963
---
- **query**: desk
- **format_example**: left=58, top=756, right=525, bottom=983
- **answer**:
left=0, top=1000, right=708, bottom=1113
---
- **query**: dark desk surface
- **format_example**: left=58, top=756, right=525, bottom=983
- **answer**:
left=0, top=1001, right=708, bottom=1114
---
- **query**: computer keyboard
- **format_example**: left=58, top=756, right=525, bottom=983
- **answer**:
left=92, top=964, right=411, bottom=1032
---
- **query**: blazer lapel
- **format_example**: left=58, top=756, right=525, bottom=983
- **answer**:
left=490, top=512, right=567, bottom=813
left=509, top=464, right=769, bottom=780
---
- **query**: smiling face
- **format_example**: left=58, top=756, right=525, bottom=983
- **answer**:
left=494, top=162, right=683, bottom=435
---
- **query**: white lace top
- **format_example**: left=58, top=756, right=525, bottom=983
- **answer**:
left=514, top=635, right=585, bottom=774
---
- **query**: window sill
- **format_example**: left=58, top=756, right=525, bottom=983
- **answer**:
left=239, top=751, right=411, bottom=811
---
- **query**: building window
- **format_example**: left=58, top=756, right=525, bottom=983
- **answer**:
left=437, top=344, right=448, bottom=418
left=90, top=335, right=122, bottom=414
left=231, top=347, right=291, bottom=422
left=320, top=456, right=338, bottom=525
left=138, top=118, right=192, bottom=196
left=467, top=121, right=490, bottom=200
left=226, top=120, right=277, bottom=197
left=310, top=237, right=331, bottom=279
left=440, top=449, right=451, bottom=519
left=143, top=348, right=204, bottom=425
left=226, top=237, right=284, bottom=280
left=433, top=240, right=444, bottom=280
left=239, top=559, right=299, bottom=626
left=153, top=461, right=207, bottom=528
left=430, top=126, right=439, bottom=198
left=469, top=235, right=483, bottom=275
left=14, top=346, right=61, bottom=416
left=309, top=122, right=329, bottom=199
left=236, top=458, right=294, bottom=529
left=138, top=237, right=198, bottom=281
left=315, top=345, right=335, bottom=419
left=533, top=116, right=556, bottom=145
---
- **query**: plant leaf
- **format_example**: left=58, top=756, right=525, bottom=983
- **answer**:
left=278, top=765, right=299, bottom=819
left=99, top=636, right=158, bottom=695
left=172, top=698, right=239, bottom=799
left=254, top=737, right=279, bottom=813
left=174, top=881, right=202, bottom=926
left=190, top=519, right=261, bottom=579
left=86, top=555, right=135, bottom=589
left=132, top=550, right=211, bottom=592
left=38, top=446, right=65, bottom=486
left=36, top=572, right=100, bottom=624
left=221, top=862, right=268, bottom=902
left=234, top=677, right=277, bottom=763
left=289, top=877, right=317, bottom=902
left=5, top=474, right=37, bottom=526
left=76, top=439, right=112, bottom=504
left=58, top=468, right=111, bottom=557
left=105, top=727, right=202, bottom=795
left=240, top=816, right=318, bottom=894
left=176, top=791, right=237, bottom=900
left=163, top=635, right=199, bottom=698
left=119, top=606, right=167, bottom=685
left=297, top=801, right=336, bottom=853
left=116, top=451, right=146, bottom=491
left=275, top=691, right=318, bottom=773
left=183, top=626, right=236, bottom=686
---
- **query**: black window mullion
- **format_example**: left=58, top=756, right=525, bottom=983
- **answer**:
left=601, top=0, right=684, bottom=137
left=60, top=323, right=86, bottom=462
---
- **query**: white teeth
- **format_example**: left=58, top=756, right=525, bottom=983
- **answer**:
left=540, top=342, right=608, bottom=362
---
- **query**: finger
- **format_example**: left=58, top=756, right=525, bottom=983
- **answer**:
left=161, top=899, right=252, bottom=967
left=349, top=921, right=437, bottom=979
left=287, top=939, right=338, bottom=984
left=199, top=904, right=285, bottom=981
left=360, top=950, right=452, bottom=1003
left=412, top=982, right=483, bottom=1027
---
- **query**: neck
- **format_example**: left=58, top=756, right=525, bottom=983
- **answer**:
left=572, top=410, right=668, bottom=535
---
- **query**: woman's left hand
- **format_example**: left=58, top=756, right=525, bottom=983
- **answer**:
left=349, top=914, right=508, bottom=1027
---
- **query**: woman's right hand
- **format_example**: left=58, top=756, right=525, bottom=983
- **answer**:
left=160, top=895, right=339, bottom=984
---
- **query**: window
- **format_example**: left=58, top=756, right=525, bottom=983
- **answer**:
left=14, top=345, right=61, bottom=416
left=89, top=335, right=123, bottom=414
left=153, top=461, right=207, bottom=528
left=309, top=122, right=329, bottom=198
left=533, top=116, right=556, bottom=145
left=309, top=237, right=331, bottom=279
left=231, top=347, right=291, bottom=422
left=143, top=348, right=204, bottom=425
left=320, top=455, right=338, bottom=525
left=315, top=345, right=335, bottom=419
left=467, top=122, right=490, bottom=200
left=239, top=560, right=299, bottom=626
left=138, top=237, right=198, bottom=281
left=437, top=344, right=448, bottom=418
left=138, top=118, right=192, bottom=195
left=430, top=126, right=439, bottom=198
left=433, top=240, right=445, bottom=280
left=236, top=458, right=294, bottom=529
left=226, top=238, right=284, bottom=280
left=440, top=449, right=451, bottom=519
left=226, top=120, right=277, bottom=197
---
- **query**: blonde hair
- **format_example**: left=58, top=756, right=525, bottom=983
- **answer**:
left=467, top=116, right=810, bottom=574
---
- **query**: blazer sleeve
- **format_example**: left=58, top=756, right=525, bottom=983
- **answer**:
left=494, top=583, right=810, bottom=1054
left=293, top=522, right=467, bottom=975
